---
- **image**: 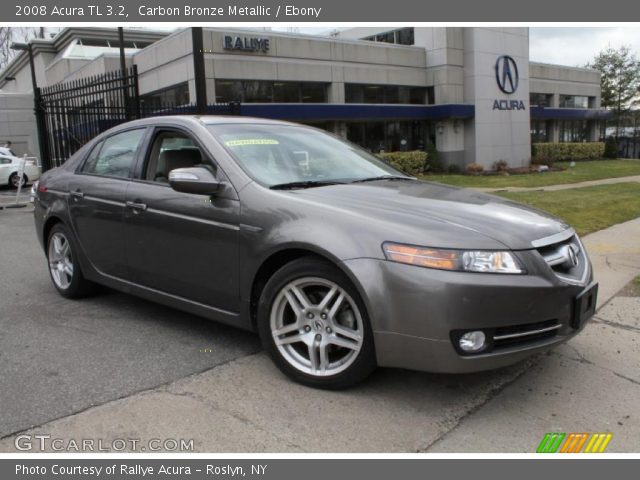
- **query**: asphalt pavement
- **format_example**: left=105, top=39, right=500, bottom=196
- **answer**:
left=0, top=206, right=259, bottom=438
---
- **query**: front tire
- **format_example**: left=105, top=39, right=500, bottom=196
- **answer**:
left=257, top=257, right=376, bottom=389
left=46, top=223, right=94, bottom=298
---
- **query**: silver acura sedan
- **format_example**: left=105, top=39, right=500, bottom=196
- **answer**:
left=33, top=116, right=598, bottom=389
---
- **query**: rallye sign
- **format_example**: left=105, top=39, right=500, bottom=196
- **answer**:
left=223, top=35, right=270, bottom=53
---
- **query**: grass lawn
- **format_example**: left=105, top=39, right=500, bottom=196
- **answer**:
left=422, top=159, right=640, bottom=189
left=496, top=182, right=640, bottom=236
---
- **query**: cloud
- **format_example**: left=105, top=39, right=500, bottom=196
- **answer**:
left=530, top=27, right=640, bottom=67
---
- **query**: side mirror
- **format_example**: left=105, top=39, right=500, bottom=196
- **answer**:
left=168, top=167, right=222, bottom=195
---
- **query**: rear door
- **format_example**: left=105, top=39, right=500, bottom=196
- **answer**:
left=124, top=126, right=241, bottom=314
left=67, top=127, right=147, bottom=279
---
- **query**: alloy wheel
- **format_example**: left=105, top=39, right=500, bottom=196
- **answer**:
left=48, top=232, right=74, bottom=290
left=270, top=277, right=364, bottom=377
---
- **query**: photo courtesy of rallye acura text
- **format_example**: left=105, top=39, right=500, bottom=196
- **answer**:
left=32, top=116, right=598, bottom=389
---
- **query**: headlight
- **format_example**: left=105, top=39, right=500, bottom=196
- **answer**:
left=382, top=242, right=525, bottom=274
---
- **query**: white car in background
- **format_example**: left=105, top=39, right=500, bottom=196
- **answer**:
left=0, top=154, right=41, bottom=188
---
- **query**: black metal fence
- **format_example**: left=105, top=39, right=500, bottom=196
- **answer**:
left=35, top=65, right=240, bottom=171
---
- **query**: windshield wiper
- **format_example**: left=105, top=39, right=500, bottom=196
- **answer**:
left=269, top=180, right=345, bottom=190
left=350, top=175, right=415, bottom=184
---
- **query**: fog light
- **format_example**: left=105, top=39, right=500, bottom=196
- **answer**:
left=459, top=331, right=486, bottom=352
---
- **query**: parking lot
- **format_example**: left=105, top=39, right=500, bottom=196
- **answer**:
left=1, top=205, right=639, bottom=452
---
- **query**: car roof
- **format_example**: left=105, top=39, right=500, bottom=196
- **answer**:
left=112, top=115, right=297, bottom=129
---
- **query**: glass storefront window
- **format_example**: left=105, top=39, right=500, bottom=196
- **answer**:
left=559, top=95, right=590, bottom=109
left=346, top=121, right=432, bottom=152
left=559, top=120, right=588, bottom=142
left=140, top=82, right=190, bottom=110
left=530, top=93, right=553, bottom=107
left=362, top=28, right=415, bottom=45
left=530, top=120, right=550, bottom=142
left=215, top=80, right=328, bottom=103
left=345, top=84, right=428, bottom=104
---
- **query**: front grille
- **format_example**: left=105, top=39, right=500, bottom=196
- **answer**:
left=535, top=233, right=589, bottom=285
left=492, top=319, right=561, bottom=350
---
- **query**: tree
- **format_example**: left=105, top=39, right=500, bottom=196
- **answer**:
left=588, top=46, right=640, bottom=137
left=0, top=27, right=48, bottom=72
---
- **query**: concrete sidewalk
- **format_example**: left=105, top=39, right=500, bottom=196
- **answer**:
left=479, top=174, right=640, bottom=193
left=1, top=217, right=639, bottom=453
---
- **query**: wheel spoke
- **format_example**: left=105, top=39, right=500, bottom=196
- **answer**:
left=272, top=321, right=301, bottom=337
left=63, top=264, right=73, bottom=276
left=274, top=332, right=306, bottom=346
left=317, top=285, right=338, bottom=310
left=53, top=236, right=63, bottom=255
left=284, top=284, right=311, bottom=314
left=328, top=335, right=360, bottom=351
left=308, top=342, right=320, bottom=371
left=332, top=323, right=362, bottom=342
left=318, top=343, right=329, bottom=373
left=328, top=291, right=345, bottom=319
left=60, top=240, right=70, bottom=258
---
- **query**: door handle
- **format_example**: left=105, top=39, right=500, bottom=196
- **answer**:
left=70, top=190, right=84, bottom=200
left=126, top=201, right=147, bottom=212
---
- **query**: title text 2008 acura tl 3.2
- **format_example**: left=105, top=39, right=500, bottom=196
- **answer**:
left=33, top=116, right=598, bottom=389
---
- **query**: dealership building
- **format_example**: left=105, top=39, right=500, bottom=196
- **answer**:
left=0, top=26, right=609, bottom=168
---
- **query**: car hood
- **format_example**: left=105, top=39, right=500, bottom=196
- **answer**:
left=290, top=179, right=570, bottom=250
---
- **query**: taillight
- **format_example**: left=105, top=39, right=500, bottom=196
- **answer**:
left=38, top=182, right=47, bottom=193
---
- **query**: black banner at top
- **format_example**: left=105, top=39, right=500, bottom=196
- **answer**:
left=4, top=0, right=640, bottom=22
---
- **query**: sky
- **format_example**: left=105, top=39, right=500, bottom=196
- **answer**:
left=271, top=26, right=640, bottom=67
left=529, top=27, right=640, bottom=67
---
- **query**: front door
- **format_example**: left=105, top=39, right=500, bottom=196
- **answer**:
left=124, top=128, right=241, bottom=314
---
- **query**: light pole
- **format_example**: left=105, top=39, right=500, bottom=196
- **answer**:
left=10, top=41, right=51, bottom=171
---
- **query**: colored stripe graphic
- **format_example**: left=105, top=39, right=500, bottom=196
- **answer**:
left=584, top=433, right=613, bottom=453
left=536, top=433, right=565, bottom=453
left=537, top=433, right=613, bottom=453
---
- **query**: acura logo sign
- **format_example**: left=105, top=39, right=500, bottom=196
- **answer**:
left=495, top=55, right=519, bottom=94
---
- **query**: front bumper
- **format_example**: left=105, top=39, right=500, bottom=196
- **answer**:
left=342, top=256, right=594, bottom=373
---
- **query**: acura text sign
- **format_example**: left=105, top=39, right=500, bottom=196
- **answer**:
left=492, top=55, right=526, bottom=111
left=223, top=35, right=270, bottom=53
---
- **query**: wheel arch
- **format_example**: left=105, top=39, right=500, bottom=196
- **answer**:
left=43, top=215, right=64, bottom=247
left=248, top=246, right=370, bottom=331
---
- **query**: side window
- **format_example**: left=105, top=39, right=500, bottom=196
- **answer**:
left=81, top=129, right=145, bottom=178
left=144, top=131, right=215, bottom=183
left=0, top=157, right=12, bottom=165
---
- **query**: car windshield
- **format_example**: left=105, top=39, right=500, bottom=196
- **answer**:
left=209, top=124, right=406, bottom=188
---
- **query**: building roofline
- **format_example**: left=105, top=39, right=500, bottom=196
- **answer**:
left=0, top=27, right=169, bottom=88
left=530, top=60, right=600, bottom=75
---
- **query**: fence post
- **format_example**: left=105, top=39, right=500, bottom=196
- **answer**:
left=191, top=27, right=208, bottom=115
left=132, top=64, right=141, bottom=119
left=33, top=87, right=51, bottom=172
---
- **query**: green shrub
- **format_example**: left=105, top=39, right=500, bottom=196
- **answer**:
left=378, top=150, right=428, bottom=176
left=424, top=143, right=443, bottom=173
left=447, top=164, right=462, bottom=174
left=604, top=136, right=618, bottom=159
left=531, top=142, right=605, bottom=162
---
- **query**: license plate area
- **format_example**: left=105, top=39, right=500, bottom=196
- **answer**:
left=572, top=282, right=598, bottom=329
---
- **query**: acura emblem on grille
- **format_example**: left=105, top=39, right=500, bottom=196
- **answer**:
left=564, top=244, right=579, bottom=268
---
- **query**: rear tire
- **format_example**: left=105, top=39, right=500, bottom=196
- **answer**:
left=257, top=257, right=376, bottom=389
left=46, top=223, right=95, bottom=298
left=9, top=173, right=27, bottom=189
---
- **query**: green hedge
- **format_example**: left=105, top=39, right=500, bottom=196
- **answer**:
left=532, top=142, right=605, bottom=162
left=377, top=151, right=429, bottom=175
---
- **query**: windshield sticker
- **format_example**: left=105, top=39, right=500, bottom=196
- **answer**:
left=225, top=139, right=280, bottom=146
